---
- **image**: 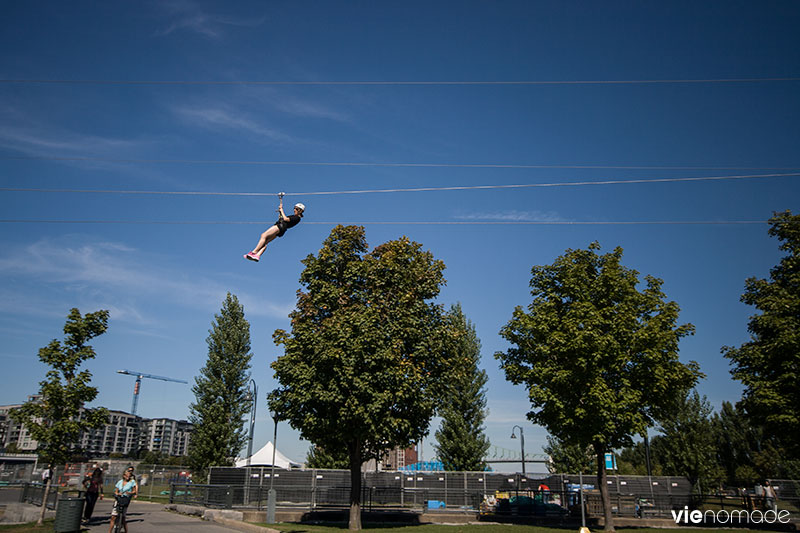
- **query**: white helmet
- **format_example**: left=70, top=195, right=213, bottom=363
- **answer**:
left=294, top=203, right=306, bottom=212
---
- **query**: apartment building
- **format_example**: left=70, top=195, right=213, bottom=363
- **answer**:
left=0, top=396, right=41, bottom=452
left=140, top=418, right=192, bottom=457
left=80, top=410, right=142, bottom=456
left=1, top=398, right=192, bottom=458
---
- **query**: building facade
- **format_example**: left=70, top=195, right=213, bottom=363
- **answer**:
left=0, top=399, right=192, bottom=458
left=0, top=396, right=41, bottom=452
left=80, top=410, right=142, bottom=456
left=140, top=418, right=192, bottom=456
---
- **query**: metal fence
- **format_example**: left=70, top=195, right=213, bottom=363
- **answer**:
left=198, top=468, right=800, bottom=520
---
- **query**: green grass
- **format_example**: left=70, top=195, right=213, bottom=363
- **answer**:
left=0, top=519, right=55, bottom=532
left=255, top=525, right=766, bottom=533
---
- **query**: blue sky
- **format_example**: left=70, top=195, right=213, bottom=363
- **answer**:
left=1, top=1, right=798, bottom=471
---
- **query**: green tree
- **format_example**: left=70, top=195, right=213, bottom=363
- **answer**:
left=188, top=293, right=253, bottom=477
left=269, top=225, right=458, bottom=530
left=657, top=390, right=723, bottom=493
left=306, top=444, right=350, bottom=469
left=723, top=210, right=800, bottom=457
left=712, top=401, right=762, bottom=486
left=434, top=304, right=490, bottom=472
left=617, top=439, right=662, bottom=476
left=10, top=308, right=109, bottom=525
left=543, top=436, right=596, bottom=474
left=496, top=243, right=701, bottom=531
left=711, top=401, right=800, bottom=484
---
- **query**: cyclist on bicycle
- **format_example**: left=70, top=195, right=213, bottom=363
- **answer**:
left=108, top=468, right=137, bottom=533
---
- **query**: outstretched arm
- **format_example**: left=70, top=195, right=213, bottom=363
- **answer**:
left=278, top=198, right=290, bottom=222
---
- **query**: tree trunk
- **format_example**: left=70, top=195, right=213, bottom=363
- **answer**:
left=594, top=443, right=615, bottom=532
left=348, top=443, right=362, bottom=531
left=37, top=476, right=52, bottom=526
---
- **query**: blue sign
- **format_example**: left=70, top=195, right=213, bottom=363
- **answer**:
left=604, top=453, right=617, bottom=470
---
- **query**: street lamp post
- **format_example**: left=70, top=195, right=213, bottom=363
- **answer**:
left=511, top=425, right=526, bottom=475
left=246, top=379, right=257, bottom=467
left=267, top=412, right=278, bottom=524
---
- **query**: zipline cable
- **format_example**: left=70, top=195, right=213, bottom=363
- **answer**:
left=2, top=155, right=799, bottom=171
left=1, top=77, right=799, bottom=86
left=1, top=172, right=797, bottom=197
left=0, top=219, right=773, bottom=226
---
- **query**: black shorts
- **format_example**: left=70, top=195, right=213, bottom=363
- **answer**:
left=274, top=222, right=288, bottom=237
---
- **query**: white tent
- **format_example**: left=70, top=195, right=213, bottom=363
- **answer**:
left=235, top=441, right=301, bottom=469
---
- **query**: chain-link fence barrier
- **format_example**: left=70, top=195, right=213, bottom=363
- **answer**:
left=198, top=468, right=800, bottom=521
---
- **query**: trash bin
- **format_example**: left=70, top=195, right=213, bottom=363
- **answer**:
left=53, top=496, right=85, bottom=533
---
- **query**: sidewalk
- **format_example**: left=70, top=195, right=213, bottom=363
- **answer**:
left=82, top=499, right=263, bottom=533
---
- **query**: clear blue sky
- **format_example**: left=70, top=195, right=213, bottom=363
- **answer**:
left=1, top=1, right=798, bottom=471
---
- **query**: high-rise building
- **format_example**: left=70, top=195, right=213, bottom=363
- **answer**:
left=0, top=396, right=41, bottom=452
left=0, top=397, right=192, bottom=458
left=80, top=410, right=142, bottom=456
left=140, top=418, right=192, bottom=457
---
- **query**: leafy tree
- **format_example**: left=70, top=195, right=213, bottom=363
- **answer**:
left=496, top=243, right=701, bottom=531
left=723, top=211, right=800, bottom=456
left=657, top=390, right=723, bottom=493
left=269, top=225, right=459, bottom=530
left=434, top=304, right=490, bottom=472
left=306, top=444, right=350, bottom=469
left=188, top=293, right=253, bottom=477
left=138, top=450, right=165, bottom=464
left=543, top=436, right=596, bottom=474
left=712, top=401, right=762, bottom=486
left=617, top=439, right=662, bottom=476
left=10, top=308, right=109, bottom=525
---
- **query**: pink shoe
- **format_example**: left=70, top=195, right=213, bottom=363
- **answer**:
left=244, top=253, right=259, bottom=262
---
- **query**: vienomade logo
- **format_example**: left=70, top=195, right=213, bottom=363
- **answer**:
left=671, top=506, right=792, bottom=525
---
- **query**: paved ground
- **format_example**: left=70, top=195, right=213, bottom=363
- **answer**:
left=83, top=499, right=246, bottom=532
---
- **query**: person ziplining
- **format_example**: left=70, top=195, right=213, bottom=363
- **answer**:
left=244, top=193, right=305, bottom=262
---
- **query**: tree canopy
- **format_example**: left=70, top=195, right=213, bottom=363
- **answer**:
left=269, top=225, right=459, bottom=530
left=10, top=308, right=110, bottom=524
left=496, top=242, right=701, bottom=531
left=11, top=308, right=109, bottom=464
left=189, top=292, right=253, bottom=475
left=543, top=436, right=596, bottom=475
left=656, top=390, right=723, bottom=493
left=723, top=210, right=800, bottom=456
left=434, top=304, right=490, bottom=472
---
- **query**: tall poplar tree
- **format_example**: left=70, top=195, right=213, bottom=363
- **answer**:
left=434, top=304, right=490, bottom=472
left=496, top=242, right=701, bottom=531
left=189, top=292, right=253, bottom=476
left=723, top=210, right=800, bottom=456
left=269, top=225, right=459, bottom=530
left=10, top=308, right=109, bottom=525
left=657, top=390, right=723, bottom=493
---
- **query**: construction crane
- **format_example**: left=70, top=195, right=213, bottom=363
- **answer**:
left=117, top=369, right=188, bottom=415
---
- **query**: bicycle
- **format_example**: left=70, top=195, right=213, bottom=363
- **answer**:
left=112, top=494, right=131, bottom=533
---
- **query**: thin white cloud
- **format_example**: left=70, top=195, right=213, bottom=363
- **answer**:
left=172, top=105, right=295, bottom=143
left=241, top=87, right=351, bottom=122
left=155, top=0, right=266, bottom=39
left=0, top=238, right=293, bottom=325
left=455, top=210, right=569, bottom=223
left=0, top=123, right=144, bottom=157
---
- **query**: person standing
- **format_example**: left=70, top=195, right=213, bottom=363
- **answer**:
left=41, top=464, right=53, bottom=484
left=764, top=480, right=778, bottom=513
left=82, top=467, right=104, bottom=523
